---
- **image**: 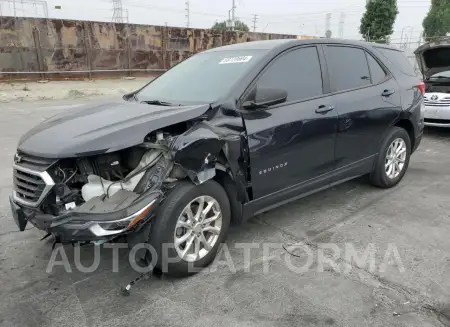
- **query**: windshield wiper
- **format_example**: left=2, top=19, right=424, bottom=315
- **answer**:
left=141, top=100, right=174, bottom=106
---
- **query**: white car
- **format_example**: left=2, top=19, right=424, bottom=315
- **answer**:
left=415, top=39, right=450, bottom=127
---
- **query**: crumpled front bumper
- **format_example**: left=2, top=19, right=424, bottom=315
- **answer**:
left=10, top=191, right=162, bottom=242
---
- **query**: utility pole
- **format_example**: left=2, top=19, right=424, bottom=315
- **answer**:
left=338, top=12, right=345, bottom=38
left=252, top=14, right=258, bottom=32
left=43, top=1, right=48, bottom=18
left=112, top=0, right=124, bottom=23
left=231, top=0, right=236, bottom=31
left=185, top=0, right=190, bottom=27
left=325, top=13, right=331, bottom=37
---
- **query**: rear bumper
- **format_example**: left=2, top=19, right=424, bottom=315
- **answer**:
left=10, top=192, right=161, bottom=242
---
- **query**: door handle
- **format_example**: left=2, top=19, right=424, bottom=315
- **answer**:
left=381, top=89, right=395, bottom=97
left=315, top=105, right=335, bottom=114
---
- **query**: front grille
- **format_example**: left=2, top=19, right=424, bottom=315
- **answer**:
left=12, top=152, right=56, bottom=207
left=424, top=96, right=450, bottom=107
left=15, top=151, right=56, bottom=171
left=13, top=169, right=46, bottom=202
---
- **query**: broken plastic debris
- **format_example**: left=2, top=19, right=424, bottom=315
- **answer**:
left=195, top=168, right=216, bottom=184
left=65, top=202, right=76, bottom=210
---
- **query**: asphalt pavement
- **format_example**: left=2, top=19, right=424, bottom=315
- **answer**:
left=1, top=98, right=450, bottom=327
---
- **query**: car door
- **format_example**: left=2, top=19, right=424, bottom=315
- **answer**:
left=242, top=46, right=338, bottom=199
left=323, top=45, right=402, bottom=175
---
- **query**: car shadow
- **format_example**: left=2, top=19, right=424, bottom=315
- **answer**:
left=424, top=126, right=450, bottom=139
left=40, top=174, right=374, bottom=288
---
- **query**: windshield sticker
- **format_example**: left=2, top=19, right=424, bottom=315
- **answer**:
left=219, top=56, right=253, bottom=64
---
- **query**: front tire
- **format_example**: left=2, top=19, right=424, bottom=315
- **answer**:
left=370, top=126, right=411, bottom=188
left=148, top=180, right=231, bottom=277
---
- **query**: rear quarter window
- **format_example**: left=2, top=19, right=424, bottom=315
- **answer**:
left=374, top=47, right=417, bottom=77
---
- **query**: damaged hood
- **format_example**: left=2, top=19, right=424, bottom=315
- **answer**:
left=18, top=100, right=211, bottom=158
left=414, top=37, right=450, bottom=78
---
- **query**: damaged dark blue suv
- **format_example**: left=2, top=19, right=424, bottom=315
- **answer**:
left=10, top=39, right=424, bottom=276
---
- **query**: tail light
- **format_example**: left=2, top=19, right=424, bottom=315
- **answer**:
left=418, top=81, right=425, bottom=95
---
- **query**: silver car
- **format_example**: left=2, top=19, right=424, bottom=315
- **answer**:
left=415, top=38, right=450, bottom=127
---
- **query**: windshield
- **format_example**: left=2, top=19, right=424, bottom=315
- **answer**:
left=430, top=70, right=450, bottom=79
left=136, top=49, right=267, bottom=104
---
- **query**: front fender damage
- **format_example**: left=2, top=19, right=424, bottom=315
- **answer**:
left=170, top=123, right=225, bottom=184
left=15, top=117, right=247, bottom=247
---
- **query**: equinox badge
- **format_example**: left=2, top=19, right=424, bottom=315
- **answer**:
left=259, top=162, right=288, bottom=175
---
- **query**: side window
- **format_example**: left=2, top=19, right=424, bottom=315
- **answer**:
left=366, top=52, right=387, bottom=84
left=374, top=47, right=417, bottom=77
left=256, top=47, right=323, bottom=103
left=325, top=46, right=371, bottom=92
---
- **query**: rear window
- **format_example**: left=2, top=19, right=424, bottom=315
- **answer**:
left=375, top=47, right=417, bottom=77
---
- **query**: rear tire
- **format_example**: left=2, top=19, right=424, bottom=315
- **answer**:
left=370, top=126, right=411, bottom=188
left=148, top=180, right=230, bottom=277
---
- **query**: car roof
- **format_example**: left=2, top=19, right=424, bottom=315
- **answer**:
left=204, top=38, right=400, bottom=53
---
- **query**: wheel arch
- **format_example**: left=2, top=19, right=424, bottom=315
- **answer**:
left=214, top=151, right=245, bottom=225
left=393, top=118, right=415, bottom=152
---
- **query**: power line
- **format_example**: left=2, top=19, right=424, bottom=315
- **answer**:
left=103, top=0, right=229, bottom=18
left=101, top=0, right=366, bottom=22
left=257, top=9, right=363, bottom=25
left=0, top=0, right=48, bottom=18
left=253, top=4, right=364, bottom=19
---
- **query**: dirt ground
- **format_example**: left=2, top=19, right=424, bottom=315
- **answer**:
left=0, top=78, right=153, bottom=103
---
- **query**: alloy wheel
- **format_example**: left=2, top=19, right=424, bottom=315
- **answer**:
left=385, top=138, right=407, bottom=179
left=174, top=195, right=222, bottom=262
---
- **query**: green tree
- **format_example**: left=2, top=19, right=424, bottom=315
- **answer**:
left=360, top=0, right=399, bottom=43
left=423, top=0, right=450, bottom=39
left=211, top=20, right=250, bottom=32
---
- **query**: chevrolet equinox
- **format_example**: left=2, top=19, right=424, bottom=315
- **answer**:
left=10, top=39, right=424, bottom=276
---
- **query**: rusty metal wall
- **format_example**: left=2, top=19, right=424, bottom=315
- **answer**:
left=0, top=17, right=298, bottom=79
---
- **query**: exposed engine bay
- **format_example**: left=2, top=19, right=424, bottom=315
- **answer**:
left=35, top=129, right=194, bottom=217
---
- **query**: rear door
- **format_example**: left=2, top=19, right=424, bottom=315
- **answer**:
left=243, top=46, right=338, bottom=199
left=323, top=45, right=402, bottom=174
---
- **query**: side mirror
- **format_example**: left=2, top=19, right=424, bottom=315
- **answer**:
left=242, top=87, right=287, bottom=109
